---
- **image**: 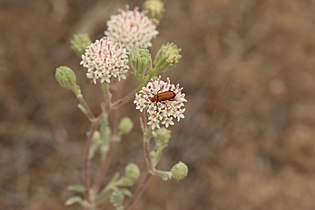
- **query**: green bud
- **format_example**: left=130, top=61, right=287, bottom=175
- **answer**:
left=70, top=34, right=91, bottom=56
left=118, top=117, right=134, bottom=135
left=171, top=161, right=188, bottom=181
left=125, top=163, right=140, bottom=182
left=129, top=47, right=152, bottom=81
left=154, top=43, right=182, bottom=72
left=153, top=128, right=171, bottom=147
left=142, top=0, right=165, bottom=23
left=55, top=66, right=80, bottom=95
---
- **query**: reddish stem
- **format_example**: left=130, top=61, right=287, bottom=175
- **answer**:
left=124, top=172, right=152, bottom=210
left=111, top=86, right=140, bottom=110
left=93, top=143, right=113, bottom=195
left=82, top=116, right=104, bottom=208
left=124, top=115, right=152, bottom=210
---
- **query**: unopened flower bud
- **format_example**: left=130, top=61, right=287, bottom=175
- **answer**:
left=125, top=163, right=140, bottom=182
left=153, top=128, right=171, bottom=147
left=70, top=34, right=91, bottom=56
left=55, top=66, right=79, bottom=94
left=142, top=0, right=165, bottom=23
left=118, top=117, right=134, bottom=135
left=154, top=43, right=182, bottom=72
left=171, top=161, right=188, bottom=181
left=130, top=47, right=152, bottom=81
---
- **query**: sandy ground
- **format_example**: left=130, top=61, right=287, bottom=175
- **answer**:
left=1, top=0, right=315, bottom=209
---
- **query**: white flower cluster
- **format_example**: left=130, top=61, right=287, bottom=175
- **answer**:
left=134, top=76, right=187, bottom=129
left=80, top=37, right=129, bottom=84
left=105, top=6, right=158, bottom=51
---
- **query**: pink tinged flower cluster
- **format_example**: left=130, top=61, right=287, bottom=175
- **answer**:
left=134, top=76, right=187, bottom=129
left=105, top=6, right=159, bottom=51
left=80, top=37, right=129, bottom=84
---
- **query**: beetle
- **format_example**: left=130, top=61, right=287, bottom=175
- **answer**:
left=151, top=90, right=176, bottom=102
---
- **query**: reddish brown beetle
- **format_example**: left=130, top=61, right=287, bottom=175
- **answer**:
left=151, top=90, right=176, bottom=102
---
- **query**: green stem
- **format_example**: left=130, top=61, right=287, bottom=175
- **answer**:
left=151, top=168, right=172, bottom=181
left=101, top=83, right=112, bottom=112
left=124, top=116, right=153, bottom=210
left=82, top=114, right=104, bottom=208
left=92, top=138, right=113, bottom=196
left=111, top=86, right=141, bottom=110
left=77, top=94, right=95, bottom=121
left=124, top=172, right=152, bottom=210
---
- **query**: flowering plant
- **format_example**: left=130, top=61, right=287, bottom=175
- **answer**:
left=55, top=1, right=188, bottom=209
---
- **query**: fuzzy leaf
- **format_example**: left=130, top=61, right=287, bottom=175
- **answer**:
left=67, top=184, right=85, bottom=193
left=100, top=118, right=110, bottom=142
left=96, top=189, right=112, bottom=204
left=110, top=172, right=121, bottom=183
left=65, top=196, right=83, bottom=206
left=120, top=188, right=132, bottom=197
left=89, top=141, right=101, bottom=159
left=110, top=190, right=124, bottom=210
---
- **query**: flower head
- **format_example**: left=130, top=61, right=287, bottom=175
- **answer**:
left=134, top=76, right=187, bottom=129
left=105, top=6, right=158, bottom=51
left=80, top=37, right=129, bottom=84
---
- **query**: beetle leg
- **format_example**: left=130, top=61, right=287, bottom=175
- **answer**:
left=155, top=95, right=159, bottom=111
left=161, top=101, right=167, bottom=105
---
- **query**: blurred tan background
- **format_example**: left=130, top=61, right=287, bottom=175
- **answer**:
left=1, top=0, right=315, bottom=209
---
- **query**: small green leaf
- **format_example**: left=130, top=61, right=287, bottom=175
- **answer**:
left=89, top=142, right=100, bottom=159
left=100, top=144, right=109, bottom=156
left=67, top=184, right=85, bottom=193
left=120, top=188, right=132, bottom=197
left=96, top=189, right=112, bottom=204
left=111, top=134, right=121, bottom=142
left=110, top=190, right=125, bottom=210
left=100, top=118, right=110, bottom=141
left=110, top=172, right=121, bottom=183
left=88, top=131, right=103, bottom=159
left=65, top=196, right=83, bottom=206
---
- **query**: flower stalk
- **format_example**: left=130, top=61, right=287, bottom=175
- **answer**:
left=124, top=116, right=152, bottom=210
left=101, top=83, right=112, bottom=112
left=82, top=113, right=105, bottom=208
left=77, top=94, right=95, bottom=121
